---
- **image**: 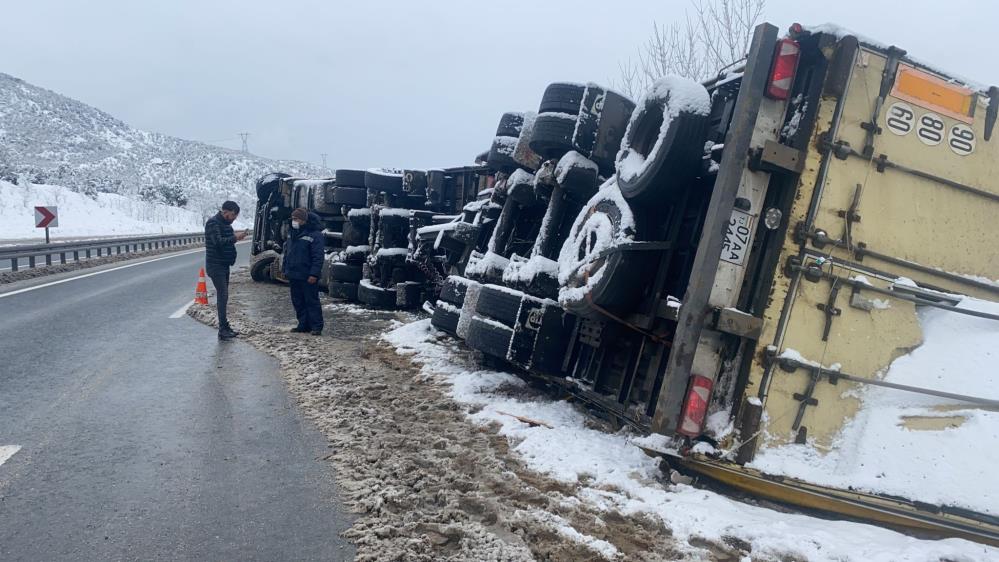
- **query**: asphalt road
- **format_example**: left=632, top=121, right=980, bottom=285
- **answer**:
left=0, top=244, right=355, bottom=561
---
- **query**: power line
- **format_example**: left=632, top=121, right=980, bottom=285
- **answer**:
left=321, top=153, right=328, bottom=169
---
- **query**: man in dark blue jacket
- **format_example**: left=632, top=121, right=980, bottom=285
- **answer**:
left=205, top=201, right=248, bottom=340
left=283, top=208, right=325, bottom=335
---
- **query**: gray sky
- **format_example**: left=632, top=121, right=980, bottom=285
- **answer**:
left=3, top=0, right=995, bottom=170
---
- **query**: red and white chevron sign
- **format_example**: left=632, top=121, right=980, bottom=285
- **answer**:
left=34, top=206, right=58, bottom=228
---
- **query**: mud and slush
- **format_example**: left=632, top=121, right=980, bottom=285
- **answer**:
left=188, top=271, right=718, bottom=561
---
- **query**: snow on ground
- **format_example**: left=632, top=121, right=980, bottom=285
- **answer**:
left=385, top=319, right=998, bottom=561
left=751, top=296, right=999, bottom=516
left=0, top=180, right=246, bottom=239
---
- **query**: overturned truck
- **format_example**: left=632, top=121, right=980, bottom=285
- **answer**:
left=431, top=23, right=999, bottom=544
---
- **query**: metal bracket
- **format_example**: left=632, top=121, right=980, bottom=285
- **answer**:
left=711, top=307, right=763, bottom=340
left=749, top=140, right=805, bottom=174
left=816, top=281, right=842, bottom=341
left=819, top=134, right=852, bottom=160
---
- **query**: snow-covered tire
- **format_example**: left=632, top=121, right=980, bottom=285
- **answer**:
left=574, top=85, right=636, bottom=176
left=256, top=172, right=290, bottom=202
left=402, top=170, right=428, bottom=194
left=557, top=186, right=645, bottom=320
left=311, top=184, right=341, bottom=216
left=529, top=113, right=577, bottom=160
left=538, top=83, right=585, bottom=115
left=465, top=316, right=514, bottom=360
left=399, top=194, right=428, bottom=210
left=335, top=169, right=366, bottom=188
left=250, top=255, right=275, bottom=282
left=475, top=285, right=523, bottom=327
left=555, top=151, right=600, bottom=201
left=506, top=169, right=539, bottom=207
left=439, top=275, right=473, bottom=306
left=379, top=213, right=410, bottom=248
left=615, top=78, right=710, bottom=203
left=431, top=303, right=461, bottom=336
left=331, top=263, right=363, bottom=282
left=328, top=280, right=358, bottom=301
left=333, top=187, right=367, bottom=207
left=488, top=136, right=519, bottom=173
left=365, top=168, right=404, bottom=194
left=358, top=280, right=397, bottom=308
left=496, top=112, right=525, bottom=137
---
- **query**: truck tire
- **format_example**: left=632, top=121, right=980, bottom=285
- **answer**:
left=530, top=113, right=577, bottom=160
left=358, top=280, right=397, bottom=308
left=496, top=112, right=525, bottom=137
left=440, top=275, right=474, bottom=306
left=431, top=303, right=461, bottom=336
left=465, top=316, right=514, bottom=359
left=331, top=263, right=363, bottom=282
left=487, top=136, right=519, bottom=173
left=312, top=184, right=341, bottom=216
left=615, top=78, right=710, bottom=203
left=365, top=168, right=404, bottom=194
left=334, top=187, right=367, bottom=207
left=320, top=257, right=332, bottom=291
left=270, top=256, right=288, bottom=284
left=250, top=254, right=275, bottom=282
left=538, top=83, right=586, bottom=115
left=556, top=152, right=600, bottom=200
left=402, top=170, right=428, bottom=195
left=475, top=285, right=523, bottom=327
left=335, top=169, right=366, bottom=188
left=328, top=280, right=358, bottom=301
left=558, top=192, right=646, bottom=320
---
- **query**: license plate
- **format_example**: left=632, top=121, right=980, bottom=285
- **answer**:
left=721, top=209, right=754, bottom=266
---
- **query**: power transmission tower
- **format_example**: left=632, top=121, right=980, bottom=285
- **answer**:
left=321, top=153, right=328, bottom=169
left=239, top=133, right=250, bottom=153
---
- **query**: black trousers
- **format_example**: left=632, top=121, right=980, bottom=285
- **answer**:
left=206, top=264, right=231, bottom=329
left=290, top=279, right=323, bottom=331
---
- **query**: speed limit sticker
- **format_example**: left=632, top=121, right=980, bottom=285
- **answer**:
left=885, top=102, right=915, bottom=136
left=885, top=101, right=975, bottom=155
left=948, top=123, right=976, bottom=156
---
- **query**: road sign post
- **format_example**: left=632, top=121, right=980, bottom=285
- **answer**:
left=34, top=206, right=58, bottom=244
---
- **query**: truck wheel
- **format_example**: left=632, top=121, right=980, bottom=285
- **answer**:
left=334, top=169, right=366, bottom=188
left=555, top=151, right=601, bottom=200
left=331, top=263, right=363, bottom=282
left=615, top=78, right=710, bottom=203
left=269, top=256, right=288, bottom=284
left=333, top=187, right=367, bottom=207
left=496, top=112, right=525, bottom=137
left=475, top=285, right=523, bottom=327
left=431, top=303, right=461, bottom=336
left=250, top=254, right=276, bottom=282
left=557, top=189, right=645, bottom=320
left=365, top=168, right=404, bottom=194
left=320, top=257, right=332, bottom=291
left=440, top=275, right=476, bottom=306
left=487, top=136, right=519, bottom=173
left=529, top=113, right=577, bottom=161
left=328, top=281, right=358, bottom=301
left=357, top=280, right=397, bottom=308
left=466, top=316, right=514, bottom=359
left=538, top=83, right=586, bottom=115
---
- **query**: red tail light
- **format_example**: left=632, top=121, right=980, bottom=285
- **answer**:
left=677, top=374, right=713, bottom=437
left=767, top=38, right=800, bottom=100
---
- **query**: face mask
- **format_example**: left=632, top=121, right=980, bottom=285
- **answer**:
left=291, top=220, right=302, bottom=229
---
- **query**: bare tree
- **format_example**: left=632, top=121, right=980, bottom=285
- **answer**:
left=614, top=0, right=765, bottom=99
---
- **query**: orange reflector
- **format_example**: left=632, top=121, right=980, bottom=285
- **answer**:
left=891, top=65, right=976, bottom=123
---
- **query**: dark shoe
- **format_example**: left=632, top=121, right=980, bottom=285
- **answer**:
left=290, top=326, right=309, bottom=333
left=221, top=325, right=240, bottom=337
left=218, top=330, right=236, bottom=341
left=310, top=330, right=323, bottom=336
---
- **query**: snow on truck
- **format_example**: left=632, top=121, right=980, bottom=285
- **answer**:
left=254, top=22, right=999, bottom=544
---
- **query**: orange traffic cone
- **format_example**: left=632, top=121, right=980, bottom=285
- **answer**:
left=195, top=268, right=209, bottom=305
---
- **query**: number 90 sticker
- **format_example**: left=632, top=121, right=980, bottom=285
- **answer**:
left=948, top=123, right=975, bottom=156
left=885, top=101, right=975, bottom=155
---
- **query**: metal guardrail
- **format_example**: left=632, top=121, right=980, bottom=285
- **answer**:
left=0, top=232, right=206, bottom=272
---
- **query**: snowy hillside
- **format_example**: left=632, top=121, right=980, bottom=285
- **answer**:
left=0, top=180, right=207, bottom=240
left=0, top=72, right=323, bottom=230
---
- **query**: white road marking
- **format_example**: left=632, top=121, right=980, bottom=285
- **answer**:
left=169, top=300, right=196, bottom=319
left=0, top=445, right=21, bottom=467
left=0, top=248, right=205, bottom=299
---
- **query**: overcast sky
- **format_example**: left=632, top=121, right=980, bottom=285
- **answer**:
left=3, top=0, right=995, bottom=171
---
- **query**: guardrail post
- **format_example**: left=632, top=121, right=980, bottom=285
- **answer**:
left=11, top=258, right=17, bottom=272
left=59, top=252, right=66, bottom=264
left=45, top=254, right=52, bottom=266
left=29, top=256, right=36, bottom=268
left=86, top=249, right=91, bottom=259
left=73, top=250, right=80, bottom=262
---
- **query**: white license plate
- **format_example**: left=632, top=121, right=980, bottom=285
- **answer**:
left=720, top=209, right=754, bottom=266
